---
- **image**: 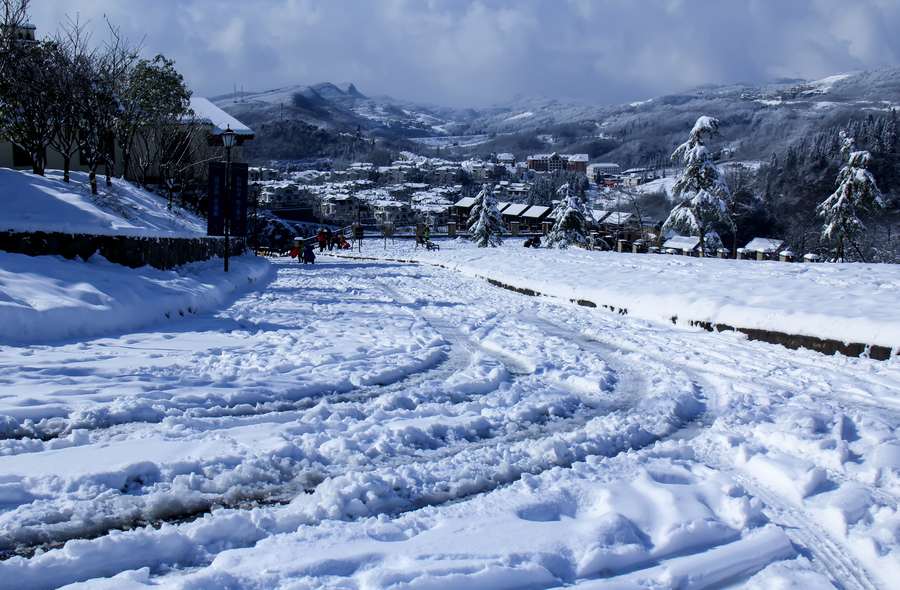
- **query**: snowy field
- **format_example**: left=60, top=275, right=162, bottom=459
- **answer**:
left=0, top=242, right=898, bottom=589
left=1, top=172, right=900, bottom=589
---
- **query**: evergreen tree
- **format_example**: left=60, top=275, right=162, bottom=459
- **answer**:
left=467, top=183, right=503, bottom=247
left=817, top=132, right=885, bottom=262
left=546, top=183, right=591, bottom=249
left=662, top=116, right=731, bottom=255
left=526, top=173, right=552, bottom=207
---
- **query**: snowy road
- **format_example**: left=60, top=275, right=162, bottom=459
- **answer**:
left=2, top=254, right=899, bottom=589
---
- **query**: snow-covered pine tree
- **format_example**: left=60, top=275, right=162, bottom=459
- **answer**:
left=546, top=183, right=591, bottom=249
left=526, top=173, right=552, bottom=207
left=663, top=116, right=731, bottom=256
left=468, top=183, right=503, bottom=247
left=817, top=132, right=885, bottom=262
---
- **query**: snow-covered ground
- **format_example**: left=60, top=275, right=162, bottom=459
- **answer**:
left=1, top=175, right=900, bottom=589
left=0, top=169, right=207, bottom=237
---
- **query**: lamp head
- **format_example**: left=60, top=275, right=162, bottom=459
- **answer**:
left=222, top=125, right=237, bottom=149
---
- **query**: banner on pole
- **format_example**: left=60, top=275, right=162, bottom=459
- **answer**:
left=230, top=163, right=249, bottom=237
left=207, top=162, right=226, bottom=236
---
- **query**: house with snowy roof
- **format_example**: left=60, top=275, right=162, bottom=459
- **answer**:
left=587, top=163, right=621, bottom=181
left=594, top=211, right=660, bottom=250
left=494, top=181, right=530, bottom=200
left=742, top=237, right=785, bottom=260
left=451, top=197, right=477, bottom=226
left=257, top=182, right=308, bottom=208
left=662, top=235, right=702, bottom=255
left=501, top=203, right=530, bottom=229
left=371, top=200, right=415, bottom=226
left=520, top=205, right=552, bottom=232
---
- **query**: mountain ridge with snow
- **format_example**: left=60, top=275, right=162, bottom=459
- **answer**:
left=213, top=66, right=900, bottom=164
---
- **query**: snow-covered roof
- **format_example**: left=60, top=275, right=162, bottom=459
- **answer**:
left=189, top=97, right=254, bottom=137
left=663, top=236, right=701, bottom=250
left=453, top=197, right=476, bottom=208
left=600, top=212, right=634, bottom=225
left=502, top=204, right=529, bottom=216
left=745, top=238, right=784, bottom=253
left=522, top=205, right=551, bottom=219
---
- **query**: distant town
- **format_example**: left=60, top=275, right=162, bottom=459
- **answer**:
left=249, top=150, right=678, bottom=252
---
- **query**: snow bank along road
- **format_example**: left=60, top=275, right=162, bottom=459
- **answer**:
left=1, top=255, right=899, bottom=589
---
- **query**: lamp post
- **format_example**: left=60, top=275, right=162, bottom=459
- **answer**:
left=222, top=125, right=236, bottom=271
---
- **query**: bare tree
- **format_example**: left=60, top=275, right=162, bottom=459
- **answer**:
left=0, top=0, right=29, bottom=74
left=613, top=186, right=647, bottom=243
left=46, top=16, right=92, bottom=183
left=1, top=39, right=55, bottom=175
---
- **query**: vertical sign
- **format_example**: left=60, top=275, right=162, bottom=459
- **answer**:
left=230, top=163, right=249, bottom=237
left=207, top=162, right=226, bottom=236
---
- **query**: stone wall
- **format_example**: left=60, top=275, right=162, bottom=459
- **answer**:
left=0, top=231, right=246, bottom=270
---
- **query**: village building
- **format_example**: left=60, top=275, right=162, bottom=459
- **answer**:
left=520, top=205, right=552, bottom=232
left=587, top=163, right=621, bottom=181
left=256, top=182, right=305, bottom=208
left=526, top=153, right=589, bottom=173
left=662, top=235, right=702, bottom=256
left=320, top=194, right=361, bottom=223
left=742, top=237, right=785, bottom=260
left=451, top=197, right=477, bottom=226
left=249, top=167, right=281, bottom=182
left=371, top=200, right=415, bottom=227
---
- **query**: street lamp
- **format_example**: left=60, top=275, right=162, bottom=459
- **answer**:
left=222, top=125, right=236, bottom=271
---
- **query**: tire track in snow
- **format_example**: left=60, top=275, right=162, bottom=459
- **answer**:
left=570, top=295, right=887, bottom=589
left=721, top=466, right=879, bottom=590
left=391, top=259, right=891, bottom=588
left=1, top=259, right=704, bottom=572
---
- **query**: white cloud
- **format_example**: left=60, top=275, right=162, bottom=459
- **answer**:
left=25, top=0, right=900, bottom=107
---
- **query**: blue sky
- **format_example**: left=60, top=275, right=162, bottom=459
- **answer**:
left=27, top=0, right=900, bottom=107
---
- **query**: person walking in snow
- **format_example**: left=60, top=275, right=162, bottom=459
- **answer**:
left=325, top=227, right=334, bottom=251
left=302, top=242, right=316, bottom=264
left=316, top=229, right=326, bottom=252
left=415, top=225, right=424, bottom=249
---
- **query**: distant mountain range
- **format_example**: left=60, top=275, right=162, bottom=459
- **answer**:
left=212, top=66, right=900, bottom=167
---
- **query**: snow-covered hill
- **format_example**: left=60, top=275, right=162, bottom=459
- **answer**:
left=215, top=66, right=900, bottom=164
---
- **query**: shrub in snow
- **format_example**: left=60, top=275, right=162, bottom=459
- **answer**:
left=817, top=132, right=885, bottom=262
left=467, top=183, right=503, bottom=248
left=663, top=116, right=731, bottom=257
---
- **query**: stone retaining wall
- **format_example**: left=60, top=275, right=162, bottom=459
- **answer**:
left=0, top=231, right=246, bottom=270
